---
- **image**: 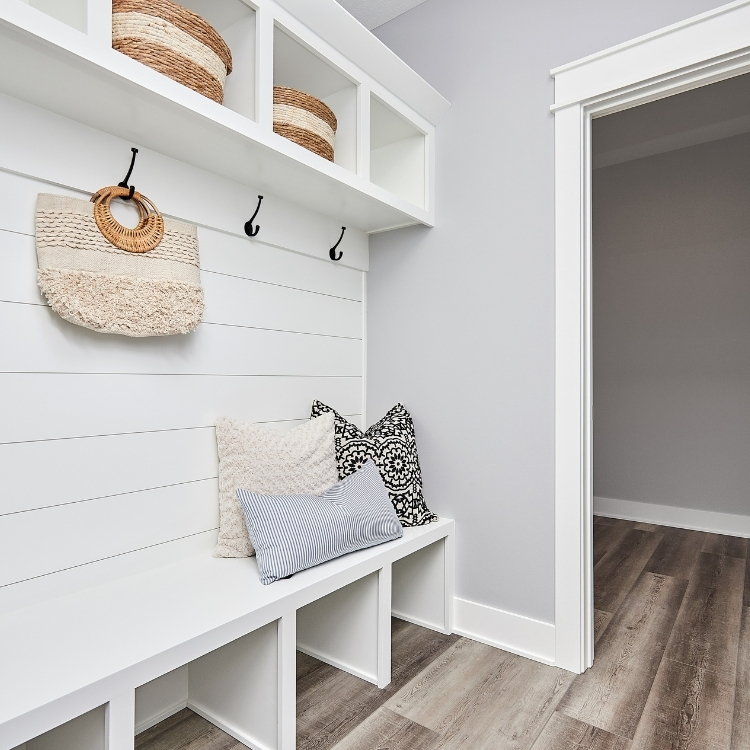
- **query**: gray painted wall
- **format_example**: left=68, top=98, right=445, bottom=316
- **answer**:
left=369, top=0, right=727, bottom=623
left=593, top=132, right=750, bottom=518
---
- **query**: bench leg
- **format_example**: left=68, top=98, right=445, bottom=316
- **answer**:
left=105, top=690, right=135, bottom=750
left=377, top=564, right=392, bottom=688
left=277, top=613, right=296, bottom=750
left=296, top=566, right=392, bottom=689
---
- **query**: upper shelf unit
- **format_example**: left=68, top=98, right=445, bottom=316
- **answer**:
left=0, top=0, right=450, bottom=232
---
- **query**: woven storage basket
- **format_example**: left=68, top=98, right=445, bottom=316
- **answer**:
left=112, top=0, right=232, bottom=104
left=273, top=86, right=337, bottom=161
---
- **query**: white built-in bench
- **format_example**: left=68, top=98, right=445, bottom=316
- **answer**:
left=0, top=519, right=454, bottom=750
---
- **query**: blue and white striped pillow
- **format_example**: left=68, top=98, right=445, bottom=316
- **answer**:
left=236, top=460, right=403, bottom=585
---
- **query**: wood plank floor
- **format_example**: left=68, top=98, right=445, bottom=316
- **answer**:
left=137, top=517, right=749, bottom=750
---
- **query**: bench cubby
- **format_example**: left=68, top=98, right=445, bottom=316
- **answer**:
left=393, top=535, right=454, bottom=633
left=188, top=618, right=294, bottom=750
left=130, top=619, right=292, bottom=750
left=12, top=706, right=105, bottom=750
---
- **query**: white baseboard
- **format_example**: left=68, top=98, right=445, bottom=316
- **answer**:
left=188, top=700, right=270, bottom=750
left=594, top=496, right=750, bottom=538
left=392, top=610, right=451, bottom=635
left=135, top=701, right=187, bottom=735
left=453, top=598, right=556, bottom=666
left=295, top=644, right=377, bottom=686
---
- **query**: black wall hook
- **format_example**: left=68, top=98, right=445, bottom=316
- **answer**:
left=244, top=195, right=264, bottom=237
left=118, top=147, right=139, bottom=200
left=330, top=227, right=346, bottom=261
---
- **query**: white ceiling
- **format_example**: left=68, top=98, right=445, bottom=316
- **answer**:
left=335, top=0, right=429, bottom=30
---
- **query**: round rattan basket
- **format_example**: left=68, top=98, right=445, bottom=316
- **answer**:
left=112, top=0, right=232, bottom=104
left=273, top=86, right=337, bottom=161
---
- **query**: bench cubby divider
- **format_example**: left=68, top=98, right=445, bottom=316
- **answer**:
left=106, top=692, right=136, bottom=750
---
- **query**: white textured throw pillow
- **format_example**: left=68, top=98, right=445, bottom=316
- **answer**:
left=214, top=412, right=339, bottom=558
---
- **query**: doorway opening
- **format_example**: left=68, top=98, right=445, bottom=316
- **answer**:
left=590, top=71, right=750, bottom=655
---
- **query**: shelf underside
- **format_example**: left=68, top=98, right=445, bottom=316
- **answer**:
left=0, top=19, right=430, bottom=233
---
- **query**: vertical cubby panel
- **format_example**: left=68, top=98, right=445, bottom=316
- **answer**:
left=322, top=87, right=357, bottom=173
left=18, top=0, right=87, bottom=31
left=177, top=0, right=257, bottom=120
left=273, top=26, right=358, bottom=173
left=370, top=95, right=426, bottom=208
left=25, top=706, right=105, bottom=750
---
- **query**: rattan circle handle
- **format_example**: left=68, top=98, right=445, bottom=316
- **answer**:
left=91, top=186, right=165, bottom=253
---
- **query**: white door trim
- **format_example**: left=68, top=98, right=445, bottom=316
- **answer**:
left=551, top=0, right=750, bottom=673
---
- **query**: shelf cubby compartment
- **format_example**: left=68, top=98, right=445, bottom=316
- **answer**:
left=19, top=0, right=259, bottom=121
left=15, top=705, right=106, bottom=750
left=177, top=0, right=257, bottom=121
left=370, top=94, right=426, bottom=209
left=273, top=23, right=358, bottom=174
left=17, top=0, right=86, bottom=32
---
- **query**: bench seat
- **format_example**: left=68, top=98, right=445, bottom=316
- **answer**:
left=0, top=518, right=454, bottom=750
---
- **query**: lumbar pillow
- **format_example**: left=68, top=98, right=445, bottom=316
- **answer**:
left=310, top=401, right=438, bottom=527
left=237, top=460, right=403, bottom=584
left=214, top=412, right=339, bottom=558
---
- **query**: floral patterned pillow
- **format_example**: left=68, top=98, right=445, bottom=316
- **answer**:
left=310, top=401, right=438, bottom=527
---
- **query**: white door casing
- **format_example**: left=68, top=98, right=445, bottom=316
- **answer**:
left=552, top=0, right=750, bottom=673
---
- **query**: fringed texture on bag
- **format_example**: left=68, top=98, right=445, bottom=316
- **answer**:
left=39, top=268, right=204, bottom=337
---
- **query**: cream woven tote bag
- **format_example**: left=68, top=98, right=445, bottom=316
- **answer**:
left=35, top=193, right=204, bottom=337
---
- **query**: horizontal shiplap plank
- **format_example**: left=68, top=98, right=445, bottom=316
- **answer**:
left=0, top=416, right=362, bottom=517
left=200, top=272, right=361, bottom=338
left=0, top=302, right=362, bottom=375
left=0, top=372, right=361, bottom=443
left=0, top=530, right=217, bottom=616
left=0, top=230, right=362, bottom=338
left=0, top=169, right=81, bottom=236
left=0, top=479, right=219, bottom=587
left=0, top=427, right=218, bottom=516
left=197, top=227, right=363, bottom=301
left=0, top=230, right=45, bottom=305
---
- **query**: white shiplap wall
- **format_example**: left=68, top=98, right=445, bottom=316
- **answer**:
left=0, top=91, right=367, bottom=614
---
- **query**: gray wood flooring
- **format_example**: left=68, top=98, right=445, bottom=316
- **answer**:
left=136, top=517, right=749, bottom=750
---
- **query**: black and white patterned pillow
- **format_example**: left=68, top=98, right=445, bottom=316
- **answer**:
left=310, top=401, right=438, bottom=527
